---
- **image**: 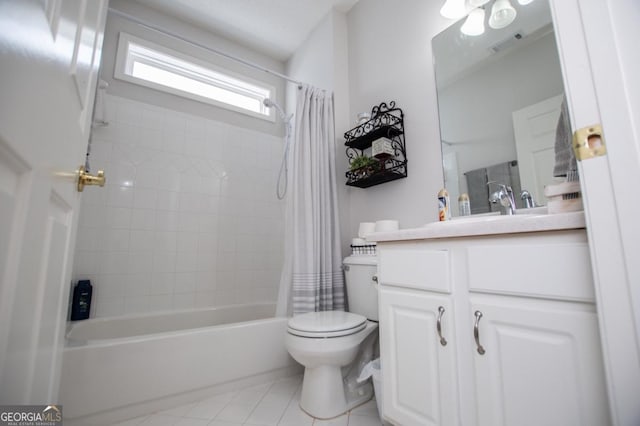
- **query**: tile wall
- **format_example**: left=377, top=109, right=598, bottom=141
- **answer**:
left=72, top=95, right=285, bottom=318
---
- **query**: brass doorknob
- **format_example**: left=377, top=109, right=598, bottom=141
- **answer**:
left=77, top=165, right=106, bottom=192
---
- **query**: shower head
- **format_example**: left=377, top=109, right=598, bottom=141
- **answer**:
left=263, top=98, right=287, bottom=121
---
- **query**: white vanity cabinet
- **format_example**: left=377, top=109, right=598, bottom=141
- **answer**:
left=379, top=287, right=458, bottom=426
left=377, top=229, right=610, bottom=426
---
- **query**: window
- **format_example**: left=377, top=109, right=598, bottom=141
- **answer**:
left=114, top=33, right=275, bottom=120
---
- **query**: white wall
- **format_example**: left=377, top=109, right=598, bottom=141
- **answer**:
left=73, top=95, right=284, bottom=317
left=346, top=0, right=452, bottom=233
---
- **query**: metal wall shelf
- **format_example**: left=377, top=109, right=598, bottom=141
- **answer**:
left=345, top=101, right=407, bottom=188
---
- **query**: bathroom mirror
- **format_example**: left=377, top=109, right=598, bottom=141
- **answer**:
left=432, top=0, right=568, bottom=216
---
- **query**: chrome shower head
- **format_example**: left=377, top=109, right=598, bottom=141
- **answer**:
left=263, top=98, right=287, bottom=121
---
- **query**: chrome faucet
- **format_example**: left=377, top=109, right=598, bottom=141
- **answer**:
left=488, top=182, right=517, bottom=215
left=520, top=190, right=536, bottom=208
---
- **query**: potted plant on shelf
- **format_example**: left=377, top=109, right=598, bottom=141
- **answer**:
left=350, top=155, right=381, bottom=179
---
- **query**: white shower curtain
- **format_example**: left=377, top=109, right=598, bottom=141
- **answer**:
left=276, top=85, right=345, bottom=316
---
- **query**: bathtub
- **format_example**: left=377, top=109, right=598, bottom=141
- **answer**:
left=59, top=303, right=300, bottom=425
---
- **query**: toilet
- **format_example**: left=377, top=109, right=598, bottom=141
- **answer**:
left=285, top=255, right=379, bottom=419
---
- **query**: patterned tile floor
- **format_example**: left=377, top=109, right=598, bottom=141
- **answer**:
left=112, top=375, right=384, bottom=426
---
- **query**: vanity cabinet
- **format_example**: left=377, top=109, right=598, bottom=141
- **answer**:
left=379, top=287, right=458, bottom=426
left=377, top=230, right=609, bottom=426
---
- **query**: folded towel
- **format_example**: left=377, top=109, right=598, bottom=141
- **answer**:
left=553, top=96, right=576, bottom=177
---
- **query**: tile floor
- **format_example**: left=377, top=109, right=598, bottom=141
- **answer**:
left=112, top=375, right=384, bottom=426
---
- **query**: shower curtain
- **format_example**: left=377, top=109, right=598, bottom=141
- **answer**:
left=276, top=85, right=345, bottom=316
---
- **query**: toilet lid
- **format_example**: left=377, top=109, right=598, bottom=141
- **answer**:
left=287, top=311, right=367, bottom=338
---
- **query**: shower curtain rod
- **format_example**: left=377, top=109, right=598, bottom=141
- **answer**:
left=108, top=7, right=304, bottom=89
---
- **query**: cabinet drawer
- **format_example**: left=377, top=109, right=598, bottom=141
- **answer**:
left=467, top=243, right=595, bottom=302
left=379, top=249, right=450, bottom=293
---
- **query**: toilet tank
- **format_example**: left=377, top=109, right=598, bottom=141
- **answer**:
left=343, top=255, right=379, bottom=321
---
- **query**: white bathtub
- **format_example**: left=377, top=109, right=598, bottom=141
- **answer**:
left=59, top=303, right=300, bottom=425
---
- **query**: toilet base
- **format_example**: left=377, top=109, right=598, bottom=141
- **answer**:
left=299, top=365, right=373, bottom=419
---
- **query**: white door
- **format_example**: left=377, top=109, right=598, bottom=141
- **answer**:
left=551, top=1, right=640, bottom=424
left=379, top=287, right=459, bottom=426
left=512, top=94, right=564, bottom=205
left=0, top=0, right=107, bottom=404
left=471, top=297, right=609, bottom=426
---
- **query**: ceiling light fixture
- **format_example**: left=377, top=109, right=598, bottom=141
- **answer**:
left=461, top=8, right=486, bottom=36
left=489, top=0, right=517, bottom=29
left=517, top=0, right=536, bottom=4
left=468, top=0, right=491, bottom=7
left=440, top=0, right=468, bottom=20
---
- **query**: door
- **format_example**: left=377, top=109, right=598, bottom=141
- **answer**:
left=550, top=1, right=640, bottom=424
left=379, top=286, right=459, bottom=426
left=471, top=297, right=609, bottom=426
left=0, top=0, right=107, bottom=404
left=512, top=94, right=564, bottom=205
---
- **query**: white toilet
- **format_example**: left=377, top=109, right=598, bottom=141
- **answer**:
left=285, top=255, right=379, bottom=419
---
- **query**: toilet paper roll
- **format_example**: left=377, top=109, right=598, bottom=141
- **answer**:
left=375, top=220, right=399, bottom=232
left=352, top=238, right=366, bottom=246
left=358, top=222, right=376, bottom=238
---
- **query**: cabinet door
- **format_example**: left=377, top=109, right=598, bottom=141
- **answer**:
left=470, top=297, right=609, bottom=426
left=379, top=286, right=459, bottom=426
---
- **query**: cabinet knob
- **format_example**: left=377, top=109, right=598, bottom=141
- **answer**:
left=437, top=306, right=447, bottom=346
left=474, top=310, right=486, bottom=355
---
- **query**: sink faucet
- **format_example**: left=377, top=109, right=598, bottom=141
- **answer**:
left=520, top=190, right=536, bottom=208
left=487, top=182, right=517, bottom=215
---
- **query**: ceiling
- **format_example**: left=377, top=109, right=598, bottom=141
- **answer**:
left=132, top=0, right=359, bottom=62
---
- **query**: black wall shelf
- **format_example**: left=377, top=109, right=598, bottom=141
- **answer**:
left=344, top=101, right=407, bottom=188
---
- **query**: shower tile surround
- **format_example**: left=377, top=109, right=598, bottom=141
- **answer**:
left=73, top=95, right=285, bottom=317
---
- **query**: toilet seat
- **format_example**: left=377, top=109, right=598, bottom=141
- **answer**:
left=287, top=311, right=367, bottom=338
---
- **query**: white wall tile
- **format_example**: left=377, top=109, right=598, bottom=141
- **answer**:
left=131, top=208, right=156, bottom=230
left=175, top=252, right=197, bottom=273
left=134, top=187, right=158, bottom=209
left=100, top=252, right=129, bottom=274
left=130, top=230, right=155, bottom=251
left=149, top=272, right=175, bottom=295
left=108, top=185, right=134, bottom=208
left=128, top=252, right=153, bottom=274
left=172, top=292, right=195, bottom=310
left=136, top=167, right=160, bottom=188
left=177, top=232, right=199, bottom=252
left=152, top=252, right=176, bottom=273
left=123, top=273, right=151, bottom=296
left=123, top=296, right=150, bottom=315
left=106, top=207, right=132, bottom=229
left=103, top=229, right=130, bottom=251
left=73, top=95, right=284, bottom=318
left=174, top=272, right=196, bottom=293
left=156, top=190, right=180, bottom=211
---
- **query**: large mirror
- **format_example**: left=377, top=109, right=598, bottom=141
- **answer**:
left=433, top=0, right=569, bottom=216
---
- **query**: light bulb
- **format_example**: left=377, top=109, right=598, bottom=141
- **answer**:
left=468, top=0, right=490, bottom=7
left=489, top=0, right=517, bottom=29
left=440, top=0, right=468, bottom=20
left=518, top=0, right=535, bottom=4
left=461, top=8, right=486, bottom=36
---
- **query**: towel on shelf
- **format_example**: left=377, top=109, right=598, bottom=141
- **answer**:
left=552, top=96, right=576, bottom=178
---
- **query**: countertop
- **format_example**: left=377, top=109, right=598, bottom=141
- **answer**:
left=368, top=211, right=586, bottom=242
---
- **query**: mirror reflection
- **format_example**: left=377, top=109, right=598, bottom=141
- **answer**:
left=433, top=0, right=569, bottom=216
